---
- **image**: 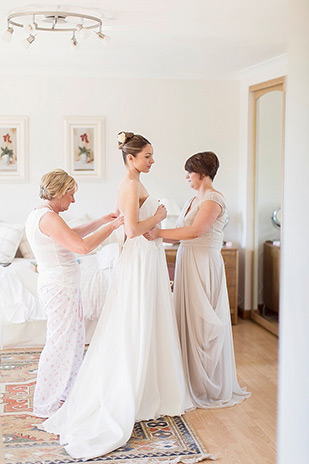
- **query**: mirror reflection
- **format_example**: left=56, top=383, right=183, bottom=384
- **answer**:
left=252, top=83, right=285, bottom=334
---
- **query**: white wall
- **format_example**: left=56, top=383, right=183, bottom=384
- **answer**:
left=278, top=0, right=309, bottom=461
left=0, top=76, right=241, bottom=244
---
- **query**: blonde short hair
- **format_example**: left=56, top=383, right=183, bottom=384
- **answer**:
left=39, top=169, right=78, bottom=200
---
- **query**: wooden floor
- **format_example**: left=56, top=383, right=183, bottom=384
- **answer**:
left=185, top=319, right=278, bottom=464
left=0, top=319, right=277, bottom=464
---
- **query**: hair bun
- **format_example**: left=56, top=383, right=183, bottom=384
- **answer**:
left=117, top=131, right=134, bottom=149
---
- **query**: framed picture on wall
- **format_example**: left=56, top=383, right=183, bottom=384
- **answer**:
left=64, top=117, right=104, bottom=181
left=0, top=116, right=28, bottom=182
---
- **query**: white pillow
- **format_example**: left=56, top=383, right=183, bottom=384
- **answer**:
left=19, top=230, right=35, bottom=259
left=66, top=213, right=91, bottom=229
left=0, top=223, right=24, bottom=264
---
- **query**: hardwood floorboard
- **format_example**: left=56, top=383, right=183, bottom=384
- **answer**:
left=185, top=319, right=278, bottom=463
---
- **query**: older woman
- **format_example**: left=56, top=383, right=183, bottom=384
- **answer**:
left=148, top=152, right=250, bottom=408
left=26, top=169, right=123, bottom=418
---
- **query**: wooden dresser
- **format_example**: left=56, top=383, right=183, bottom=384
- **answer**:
left=164, top=245, right=239, bottom=324
left=263, top=241, right=280, bottom=313
left=221, top=247, right=238, bottom=325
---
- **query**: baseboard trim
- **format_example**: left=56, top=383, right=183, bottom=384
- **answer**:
left=238, top=307, right=251, bottom=320
left=251, top=310, right=279, bottom=336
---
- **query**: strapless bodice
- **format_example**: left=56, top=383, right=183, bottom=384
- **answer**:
left=122, top=196, right=163, bottom=250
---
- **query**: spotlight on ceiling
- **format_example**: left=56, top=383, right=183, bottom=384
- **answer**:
left=23, top=33, right=36, bottom=49
left=2, top=25, right=14, bottom=42
left=23, top=21, right=37, bottom=34
left=70, top=31, right=79, bottom=49
left=96, top=31, right=111, bottom=44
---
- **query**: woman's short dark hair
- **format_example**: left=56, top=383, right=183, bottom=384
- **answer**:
left=117, top=131, right=151, bottom=163
left=185, top=151, right=219, bottom=180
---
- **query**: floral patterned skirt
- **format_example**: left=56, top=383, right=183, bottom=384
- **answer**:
left=33, top=284, right=85, bottom=418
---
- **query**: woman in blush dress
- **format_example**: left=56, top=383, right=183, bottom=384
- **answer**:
left=26, top=169, right=123, bottom=418
left=42, top=133, right=193, bottom=460
left=147, top=152, right=250, bottom=409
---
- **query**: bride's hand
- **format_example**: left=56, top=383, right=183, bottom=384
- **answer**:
left=155, top=204, right=167, bottom=222
left=144, top=228, right=159, bottom=241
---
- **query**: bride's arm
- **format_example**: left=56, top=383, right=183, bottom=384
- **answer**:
left=121, top=181, right=166, bottom=238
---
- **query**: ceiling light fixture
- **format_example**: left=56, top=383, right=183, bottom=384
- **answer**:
left=2, top=6, right=112, bottom=48
left=96, top=27, right=111, bottom=44
left=1, top=23, right=14, bottom=42
left=70, top=30, right=78, bottom=49
left=23, top=33, right=36, bottom=49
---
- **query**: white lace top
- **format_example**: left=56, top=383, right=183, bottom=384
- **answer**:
left=25, top=207, right=80, bottom=288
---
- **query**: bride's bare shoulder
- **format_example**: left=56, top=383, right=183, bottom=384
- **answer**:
left=118, top=178, right=140, bottom=196
left=117, top=178, right=140, bottom=211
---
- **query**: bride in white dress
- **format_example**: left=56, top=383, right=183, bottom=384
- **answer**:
left=42, top=132, right=192, bottom=460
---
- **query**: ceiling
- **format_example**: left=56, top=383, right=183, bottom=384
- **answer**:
left=0, top=0, right=288, bottom=79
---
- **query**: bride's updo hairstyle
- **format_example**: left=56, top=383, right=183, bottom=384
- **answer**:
left=185, top=151, right=219, bottom=180
left=117, top=131, right=151, bottom=164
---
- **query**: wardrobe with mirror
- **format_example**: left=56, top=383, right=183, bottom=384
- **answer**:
left=250, top=77, right=286, bottom=336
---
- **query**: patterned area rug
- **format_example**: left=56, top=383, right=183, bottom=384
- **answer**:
left=1, top=348, right=214, bottom=464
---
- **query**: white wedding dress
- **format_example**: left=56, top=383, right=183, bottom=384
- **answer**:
left=42, top=196, right=192, bottom=460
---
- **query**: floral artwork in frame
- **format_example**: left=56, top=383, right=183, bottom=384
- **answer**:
left=0, top=116, right=28, bottom=182
left=65, top=117, right=104, bottom=180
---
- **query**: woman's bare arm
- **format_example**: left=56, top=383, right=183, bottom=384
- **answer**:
left=72, top=213, right=119, bottom=238
left=39, top=212, right=124, bottom=254
left=148, top=200, right=221, bottom=241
